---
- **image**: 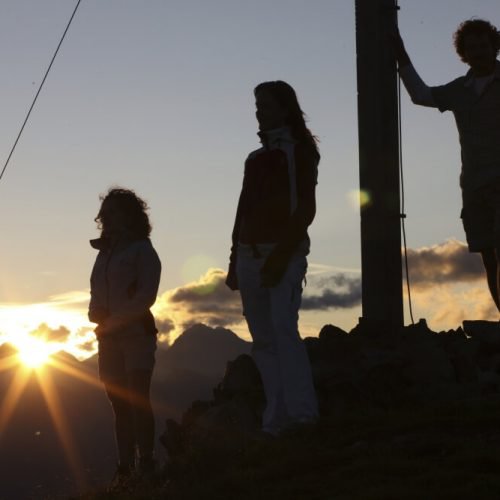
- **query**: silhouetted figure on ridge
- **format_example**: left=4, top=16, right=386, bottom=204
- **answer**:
left=226, top=81, right=319, bottom=435
left=88, top=188, right=161, bottom=487
left=394, top=19, right=500, bottom=313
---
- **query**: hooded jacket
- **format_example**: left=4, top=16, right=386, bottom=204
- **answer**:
left=89, top=236, right=161, bottom=337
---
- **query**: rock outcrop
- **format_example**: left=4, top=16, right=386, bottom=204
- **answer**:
left=160, top=319, right=500, bottom=461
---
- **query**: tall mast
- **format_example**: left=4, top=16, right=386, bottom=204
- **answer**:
left=355, top=0, right=403, bottom=327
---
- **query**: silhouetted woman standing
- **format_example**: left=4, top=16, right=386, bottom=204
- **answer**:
left=226, top=81, right=319, bottom=435
left=89, top=188, right=161, bottom=484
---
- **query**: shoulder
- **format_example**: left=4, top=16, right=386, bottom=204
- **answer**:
left=245, top=147, right=265, bottom=162
left=134, top=239, right=161, bottom=268
left=295, top=142, right=320, bottom=168
left=431, top=74, right=467, bottom=98
left=130, top=238, right=158, bottom=255
left=431, top=75, right=468, bottom=111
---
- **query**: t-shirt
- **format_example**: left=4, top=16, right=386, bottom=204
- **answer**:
left=431, top=61, right=500, bottom=191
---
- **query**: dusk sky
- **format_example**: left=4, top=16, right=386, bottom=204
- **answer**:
left=0, top=0, right=499, bottom=360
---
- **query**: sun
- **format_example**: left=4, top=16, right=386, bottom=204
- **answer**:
left=16, top=340, right=54, bottom=369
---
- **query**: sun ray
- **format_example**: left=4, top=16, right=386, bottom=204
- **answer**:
left=36, top=369, right=87, bottom=491
left=0, top=354, right=21, bottom=373
left=0, top=367, right=31, bottom=437
left=48, top=357, right=102, bottom=390
left=50, top=356, right=175, bottom=416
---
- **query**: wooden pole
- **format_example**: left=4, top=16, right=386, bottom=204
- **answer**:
left=355, top=0, right=403, bottom=328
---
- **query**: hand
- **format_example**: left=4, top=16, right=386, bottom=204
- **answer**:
left=94, top=317, right=121, bottom=337
left=388, top=26, right=410, bottom=67
left=225, top=262, right=239, bottom=291
left=260, top=250, right=289, bottom=288
left=88, top=306, right=108, bottom=324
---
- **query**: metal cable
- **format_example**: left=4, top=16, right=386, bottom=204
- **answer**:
left=0, top=0, right=83, bottom=183
left=395, top=1, right=415, bottom=324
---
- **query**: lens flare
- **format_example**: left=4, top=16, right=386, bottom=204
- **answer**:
left=347, top=189, right=372, bottom=210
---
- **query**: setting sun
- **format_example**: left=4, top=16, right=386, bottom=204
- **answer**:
left=16, top=340, right=53, bottom=369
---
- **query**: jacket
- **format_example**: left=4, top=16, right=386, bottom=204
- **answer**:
left=89, top=235, right=161, bottom=337
left=230, top=126, right=319, bottom=260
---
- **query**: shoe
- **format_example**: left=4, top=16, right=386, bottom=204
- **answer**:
left=108, top=463, right=135, bottom=492
left=278, top=417, right=318, bottom=436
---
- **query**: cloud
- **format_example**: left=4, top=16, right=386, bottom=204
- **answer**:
left=406, top=239, right=484, bottom=288
left=47, top=291, right=91, bottom=306
left=153, top=268, right=243, bottom=339
left=76, top=340, right=97, bottom=353
left=300, top=239, right=485, bottom=312
left=302, top=274, right=361, bottom=310
left=29, top=323, right=71, bottom=342
left=155, top=317, right=176, bottom=336
left=410, top=284, right=497, bottom=331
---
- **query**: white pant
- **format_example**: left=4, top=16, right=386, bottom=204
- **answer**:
left=237, top=245, right=318, bottom=433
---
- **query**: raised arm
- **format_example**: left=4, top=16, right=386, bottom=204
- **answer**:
left=392, top=28, right=437, bottom=107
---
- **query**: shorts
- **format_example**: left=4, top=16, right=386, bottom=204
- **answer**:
left=461, top=182, right=500, bottom=252
left=98, top=333, right=157, bottom=385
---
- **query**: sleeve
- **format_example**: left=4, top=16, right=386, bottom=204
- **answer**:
left=229, top=161, right=250, bottom=260
left=272, top=144, right=319, bottom=258
left=431, top=80, right=460, bottom=113
left=88, top=256, right=107, bottom=323
left=107, top=243, right=162, bottom=325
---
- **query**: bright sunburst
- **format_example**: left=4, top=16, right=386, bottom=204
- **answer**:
left=16, top=340, right=54, bottom=369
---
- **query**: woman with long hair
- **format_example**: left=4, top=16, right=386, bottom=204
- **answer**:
left=89, top=187, right=161, bottom=485
left=226, top=81, right=319, bottom=435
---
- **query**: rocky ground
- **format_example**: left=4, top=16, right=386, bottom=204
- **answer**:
left=78, top=319, right=500, bottom=500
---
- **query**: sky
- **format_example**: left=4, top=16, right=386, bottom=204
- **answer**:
left=0, top=0, right=499, bottom=359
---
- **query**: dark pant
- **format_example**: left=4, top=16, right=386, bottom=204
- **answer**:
left=98, top=335, right=157, bottom=467
left=103, top=369, right=155, bottom=467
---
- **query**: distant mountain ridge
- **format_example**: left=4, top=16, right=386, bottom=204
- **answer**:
left=0, top=323, right=251, bottom=499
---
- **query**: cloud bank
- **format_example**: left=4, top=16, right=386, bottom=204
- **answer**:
left=0, top=239, right=491, bottom=358
left=406, top=239, right=484, bottom=287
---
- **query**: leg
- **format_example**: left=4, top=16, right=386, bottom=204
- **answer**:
left=481, top=248, right=500, bottom=311
left=237, top=252, right=285, bottom=433
left=269, top=254, right=318, bottom=423
left=462, top=185, right=499, bottom=314
left=103, top=381, right=136, bottom=468
left=127, top=369, right=155, bottom=463
left=99, top=338, right=135, bottom=468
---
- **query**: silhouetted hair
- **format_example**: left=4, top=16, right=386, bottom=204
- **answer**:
left=96, top=187, right=152, bottom=239
left=453, top=19, right=500, bottom=62
left=254, top=80, right=319, bottom=154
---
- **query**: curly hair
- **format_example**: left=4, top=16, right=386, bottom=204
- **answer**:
left=453, top=18, right=500, bottom=63
left=254, top=81, right=319, bottom=155
left=95, top=187, right=152, bottom=239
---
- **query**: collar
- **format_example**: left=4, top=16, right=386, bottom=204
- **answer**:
left=464, top=59, right=500, bottom=87
left=89, top=232, right=138, bottom=251
left=257, top=126, right=295, bottom=148
left=90, top=237, right=111, bottom=251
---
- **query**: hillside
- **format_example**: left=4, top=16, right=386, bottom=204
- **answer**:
left=78, top=319, right=500, bottom=500
left=0, top=324, right=250, bottom=499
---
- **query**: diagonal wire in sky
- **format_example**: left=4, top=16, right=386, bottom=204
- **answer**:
left=0, top=0, right=83, bottom=184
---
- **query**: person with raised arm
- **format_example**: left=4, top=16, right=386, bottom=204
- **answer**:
left=394, top=19, right=500, bottom=311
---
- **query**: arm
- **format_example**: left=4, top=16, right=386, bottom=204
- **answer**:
left=226, top=165, right=249, bottom=291
left=260, top=146, right=318, bottom=287
left=391, top=29, right=436, bottom=107
left=98, top=243, right=161, bottom=334
left=88, top=256, right=108, bottom=323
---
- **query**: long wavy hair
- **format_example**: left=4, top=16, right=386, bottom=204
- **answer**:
left=95, top=187, right=152, bottom=239
left=254, top=80, right=319, bottom=155
left=453, top=18, right=500, bottom=63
